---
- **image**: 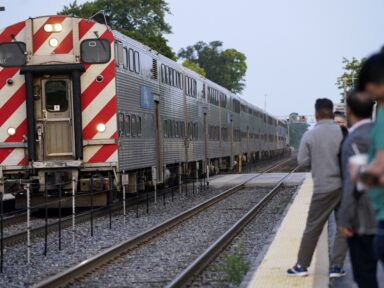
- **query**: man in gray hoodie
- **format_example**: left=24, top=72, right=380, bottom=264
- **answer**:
left=287, top=98, right=348, bottom=277
left=339, top=91, right=377, bottom=288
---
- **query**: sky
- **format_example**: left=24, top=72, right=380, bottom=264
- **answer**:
left=0, top=0, right=383, bottom=117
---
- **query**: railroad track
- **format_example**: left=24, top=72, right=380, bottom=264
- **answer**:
left=167, top=165, right=300, bottom=287
left=33, top=157, right=297, bottom=288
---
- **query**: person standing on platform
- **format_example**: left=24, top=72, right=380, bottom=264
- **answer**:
left=339, top=91, right=377, bottom=288
left=335, top=111, right=348, bottom=127
left=354, top=50, right=384, bottom=265
left=287, top=98, right=348, bottom=277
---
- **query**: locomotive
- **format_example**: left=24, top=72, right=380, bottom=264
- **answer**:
left=0, top=15, right=288, bottom=207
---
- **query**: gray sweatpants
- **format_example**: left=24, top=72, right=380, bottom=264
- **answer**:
left=297, top=189, right=348, bottom=268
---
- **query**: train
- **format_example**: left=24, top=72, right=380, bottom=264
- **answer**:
left=0, top=15, right=288, bottom=208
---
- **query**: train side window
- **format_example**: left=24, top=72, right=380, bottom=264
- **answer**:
left=118, top=113, right=124, bottom=136
left=181, top=122, right=185, bottom=138
left=114, top=42, right=119, bottom=66
left=81, top=39, right=110, bottom=64
left=128, top=48, right=135, bottom=72
left=161, top=64, right=165, bottom=83
left=134, top=51, right=140, bottom=74
left=202, top=84, right=206, bottom=99
left=175, top=72, right=179, bottom=89
left=163, top=120, right=168, bottom=137
left=164, top=66, right=168, bottom=84
left=137, top=116, right=142, bottom=136
left=122, top=47, right=128, bottom=69
left=169, top=67, right=173, bottom=85
left=175, top=122, right=179, bottom=138
left=169, top=120, right=172, bottom=137
left=124, top=114, right=131, bottom=136
left=131, top=115, right=137, bottom=136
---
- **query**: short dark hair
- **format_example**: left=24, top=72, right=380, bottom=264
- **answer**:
left=315, top=98, right=333, bottom=118
left=346, top=90, right=374, bottom=119
left=357, top=50, right=384, bottom=91
left=334, top=111, right=346, bottom=119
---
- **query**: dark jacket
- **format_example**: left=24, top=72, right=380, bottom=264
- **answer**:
left=339, top=122, right=376, bottom=235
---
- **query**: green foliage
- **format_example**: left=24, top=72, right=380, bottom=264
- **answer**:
left=220, top=244, right=250, bottom=286
left=289, top=122, right=309, bottom=150
left=58, top=0, right=176, bottom=59
left=182, top=59, right=206, bottom=77
left=178, top=41, right=247, bottom=93
left=336, top=57, right=366, bottom=100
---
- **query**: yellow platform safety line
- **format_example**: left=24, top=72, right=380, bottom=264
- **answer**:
left=248, top=174, right=329, bottom=288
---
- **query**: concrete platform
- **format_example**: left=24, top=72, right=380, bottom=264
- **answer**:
left=209, top=173, right=306, bottom=188
left=246, top=175, right=330, bottom=288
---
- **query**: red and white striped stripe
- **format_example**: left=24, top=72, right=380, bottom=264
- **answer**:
left=78, top=20, right=118, bottom=164
left=33, top=16, right=73, bottom=55
left=0, top=21, right=27, bottom=166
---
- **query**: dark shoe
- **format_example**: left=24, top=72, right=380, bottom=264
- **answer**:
left=287, top=264, right=309, bottom=277
left=329, top=266, right=346, bottom=278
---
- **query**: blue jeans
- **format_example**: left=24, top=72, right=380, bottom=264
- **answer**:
left=375, top=220, right=384, bottom=264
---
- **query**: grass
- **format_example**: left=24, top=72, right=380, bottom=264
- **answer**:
left=220, top=243, right=250, bottom=286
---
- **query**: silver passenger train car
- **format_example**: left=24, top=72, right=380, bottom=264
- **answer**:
left=0, top=16, right=288, bottom=207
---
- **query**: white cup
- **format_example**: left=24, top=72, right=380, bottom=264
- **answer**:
left=349, top=154, right=368, bottom=190
left=349, top=154, right=368, bottom=167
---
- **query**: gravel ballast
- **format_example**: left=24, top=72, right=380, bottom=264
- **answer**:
left=0, top=185, right=235, bottom=287
left=71, top=187, right=294, bottom=288
left=192, top=187, right=297, bottom=287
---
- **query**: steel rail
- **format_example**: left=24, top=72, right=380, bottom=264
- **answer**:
left=33, top=157, right=294, bottom=288
left=166, top=165, right=300, bottom=288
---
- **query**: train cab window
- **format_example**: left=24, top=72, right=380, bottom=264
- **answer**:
left=124, top=114, right=131, bottom=136
left=81, top=39, right=110, bottom=64
left=0, top=42, right=26, bottom=67
left=45, top=81, right=68, bottom=112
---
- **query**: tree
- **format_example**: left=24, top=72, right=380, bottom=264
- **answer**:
left=59, top=0, right=175, bottom=59
left=182, top=59, right=206, bottom=77
left=336, top=57, right=365, bottom=101
left=178, top=41, right=247, bottom=94
left=287, top=112, right=309, bottom=150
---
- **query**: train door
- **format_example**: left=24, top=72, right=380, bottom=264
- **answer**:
left=203, top=111, right=208, bottom=174
left=35, top=77, right=74, bottom=161
left=154, top=100, right=163, bottom=182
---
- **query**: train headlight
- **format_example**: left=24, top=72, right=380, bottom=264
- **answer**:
left=49, top=38, right=59, bottom=47
left=44, top=23, right=63, bottom=33
left=53, top=24, right=63, bottom=32
left=44, top=24, right=53, bottom=32
left=7, top=127, right=16, bottom=136
left=96, top=123, right=106, bottom=133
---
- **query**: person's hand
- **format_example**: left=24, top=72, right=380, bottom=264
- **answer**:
left=339, top=227, right=354, bottom=238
